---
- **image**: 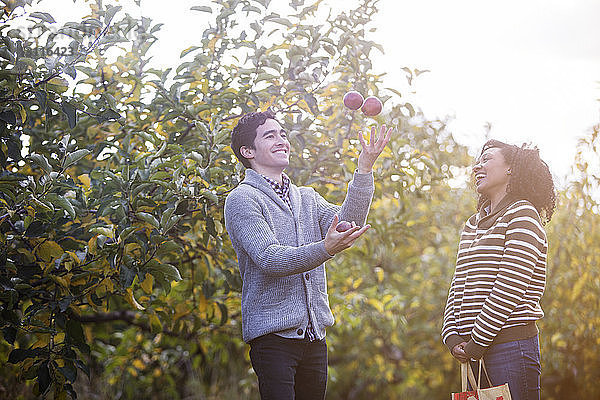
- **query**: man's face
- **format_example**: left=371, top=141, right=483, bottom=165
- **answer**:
left=242, top=118, right=290, bottom=172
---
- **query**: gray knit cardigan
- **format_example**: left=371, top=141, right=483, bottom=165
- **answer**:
left=224, top=168, right=374, bottom=343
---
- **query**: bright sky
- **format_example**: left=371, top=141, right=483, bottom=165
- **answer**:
left=32, top=0, right=600, bottom=184
left=372, top=0, right=600, bottom=185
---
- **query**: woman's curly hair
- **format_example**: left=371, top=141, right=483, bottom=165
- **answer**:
left=476, top=139, right=557, bottom=223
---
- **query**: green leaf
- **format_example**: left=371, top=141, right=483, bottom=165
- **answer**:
left=58, top=360, right=77, bottom=383
left=267, top=17, right=293, bottom=28
left=157, top=240, right=182, bottom=256
left=63, top=149, right=91, bottom=168
left=30, top=12, right=56, bottom=24
left=180, top=46, right=200, bottom=58
left=30, top=153, right=52, bottom=173
left=35, top=90, right=47, bottom=109
left=8, top=348, right=38, bottom=363
left=0, top=48, right=14, bottom=62
left=136, top=212, right=159, bottom=228
left=66, top=319, right=85, bottom=345
left=160, top=207, right=175, bottom=229
left=45, top=193, right=76, bottom=219
left=190, top=6, right=212, bottom=12
left=120, top=264, right=136, bottom=287
left=119, top=226, right=139, bottom=242
left=201, top=190, right=218, bottom=204
left=242, top=5, right=261, bottom=13
left=104, top=5, right=122, bottom=24
left=0, top=111, right=16, bottom=124
left=150, top=263, right=182, bottom=282
left=96, top=109, right=121, bottom=123
left=61, top=101, right=77, bottom=129
left=303, top=93, right=319, bottom=115
left=2, top=327, right=17, bottom=345
left=75, top=359, right=90, bottom=379
left=38, top=361, right=51, bottom=394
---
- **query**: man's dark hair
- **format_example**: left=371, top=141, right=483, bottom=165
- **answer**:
left=231, top=109, right=278, bottom=168
left=476, top=139, right=557, bottom=223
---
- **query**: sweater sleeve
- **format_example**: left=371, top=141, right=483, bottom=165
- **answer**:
left=315, top=170, right=375, bottom=236
left=442, top=275, right=462, bottom=351
left=464, top=204, right=547, bottom=359
left=224, top=190, right=333, bottom=277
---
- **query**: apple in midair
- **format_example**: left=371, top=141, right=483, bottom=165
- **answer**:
left=343, top=91, right=364, bottom=111
left=361, top=96, right=383, bottom=117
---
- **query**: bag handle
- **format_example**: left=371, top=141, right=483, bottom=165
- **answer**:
left=460, top=363, right=468, bottom=391
left=462, top=359, right=493, bottom=390
left=479, top=358, right=493, bottom=387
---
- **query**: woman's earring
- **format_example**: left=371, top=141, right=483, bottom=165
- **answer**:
left=506, top=169, right=512, bottom=175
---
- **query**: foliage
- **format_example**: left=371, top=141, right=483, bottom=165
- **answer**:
left=540, top=124, right=600, bottom=400
left=0, top=0, right=598, bottom=399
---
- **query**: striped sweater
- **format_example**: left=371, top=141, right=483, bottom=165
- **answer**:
left=442, top=196, right=548, bottom=359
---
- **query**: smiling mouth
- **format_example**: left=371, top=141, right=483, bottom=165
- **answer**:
left=475, top=173, right=486, bottom=185
left=273, top=149, right=288, bottom=154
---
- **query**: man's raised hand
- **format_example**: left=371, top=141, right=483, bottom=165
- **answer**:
left=357, top=124, right=393, bottom=174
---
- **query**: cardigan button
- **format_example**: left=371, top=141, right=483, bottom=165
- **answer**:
left=305, top=273, right=309, bottom=280
left=297, top=329, right=303, bottom=336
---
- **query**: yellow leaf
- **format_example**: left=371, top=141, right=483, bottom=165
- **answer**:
left=173, top=303, right=189, bottom=322
left=18, top=103, right=26, bottom=123
left=155, top=123, right=168, bottom=138
left=125, top=287, right=145, bottom=310
left=50, top=275, right=70, bottom=288
left=149, top=313, right=162, bottom=333
left=368, top=298, right=384, bottom=313
left=208, top=36, right=217, bottom=52
left=32, top=333, right=50, bottom=348
left=66, top=251, right=82, bottom=266
left=141, top=274, right=153, bottom=294
left=102, top=277, right=115, bottom=293
left=37, top=240, right=64, bottom=262
left=78, top=174, right=91, bottom=188
left=124, top=242, right=141, bottom=256
left=214, top=220, right=223, bottom=235
left=198, top=293, right=207, bottom=313
left=132, top=359, right=145, bottom=370
left=55, top=332, right=65, bottom=344
left=88, top=235, right=98, bottom=255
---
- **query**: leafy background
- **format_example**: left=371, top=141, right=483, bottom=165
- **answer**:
left=0, top=0, right=598, bottom=399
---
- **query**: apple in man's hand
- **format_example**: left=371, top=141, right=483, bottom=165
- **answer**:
left=336, top=220, right=353, bottom=232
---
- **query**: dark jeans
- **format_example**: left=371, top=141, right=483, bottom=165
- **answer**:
left=249, top=333, right=327, bottom=400
left=470, top=335, right=541, bottom=400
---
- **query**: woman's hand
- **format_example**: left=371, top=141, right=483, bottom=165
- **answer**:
left=451, top=341, right=469, bottom=363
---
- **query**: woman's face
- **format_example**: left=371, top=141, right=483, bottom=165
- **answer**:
left=473, top=147, right=511, bottom=199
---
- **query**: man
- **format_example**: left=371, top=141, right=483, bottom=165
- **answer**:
left=224, top=109, right=391, bottom=399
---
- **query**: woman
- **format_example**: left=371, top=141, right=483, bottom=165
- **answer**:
left=442, top=139, right=556, bottom=400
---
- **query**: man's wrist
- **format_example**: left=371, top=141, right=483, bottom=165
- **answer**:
left=357, top=167, right=372, bottom=174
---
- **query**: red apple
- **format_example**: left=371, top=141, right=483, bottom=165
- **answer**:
left=361, top=96, right=382, bottom=117
left=343, top=91, right=364, bottom=111
left=336, top=220, right=352, bottom=232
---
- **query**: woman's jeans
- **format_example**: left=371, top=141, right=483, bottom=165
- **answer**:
left=249, top=333, right=327, bottom=400
left=471, top=335, right=541, bottom=400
